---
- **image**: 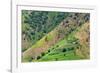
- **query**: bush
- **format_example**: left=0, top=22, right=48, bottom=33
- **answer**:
left=69, top=47, right=74, bottom=51
left=56, top=45, right=59, bottom=47
left=45, top=36, right=48, bottom=42
left=41, top=52, right=45, bottom=56
left=37, top=56, right=41, bottom=60
left=48, top=49, right=50, bottom=53
left=73, top=16, right=77, bottom=20
left=65, top=20, right=69, bottom=23
left=62, top=48, right=67, bottom=52
left=52, top=48, right=54, bottom=49
left=27, top=56, right=33, bottom=62
left=55, top=58, right=58, bottom=61
left=64, top=54, right=66, bottom=56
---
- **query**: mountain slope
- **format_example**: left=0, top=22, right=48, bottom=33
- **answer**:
left=22, top=13, right=90, bottom=62
left=22, top=11, right=69, bottom=52
left=34, top=22, right=90, bottom=61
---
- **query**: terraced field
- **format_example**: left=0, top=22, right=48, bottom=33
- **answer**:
left=22, top=11, right=90, bottom=62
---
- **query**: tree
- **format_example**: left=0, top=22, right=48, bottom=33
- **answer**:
left=37, top=56, right=41, bottom=60
left=62, top=48, right=66, bottom=52
left=41, top=52, right=45, bottom=56
left=56, top=45, right=59, bottom=48
left=45, top=36, right=48, bottom=42
left=48, top=49, right=50, bottom=53
left=55, top=58, right=58, bottom=61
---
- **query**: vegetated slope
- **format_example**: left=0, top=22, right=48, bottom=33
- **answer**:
left=75, top=22, right=90, bottom=59
left=35, top=22, right=90, bottom=61
left=22, top=13, right=90, bottom=62
left=22, top=10, right=69, bottom=52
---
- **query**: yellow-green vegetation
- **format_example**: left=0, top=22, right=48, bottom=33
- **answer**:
left=32, top=22, right=90, bottom=62
left=22, top=11, right=90, bottom=62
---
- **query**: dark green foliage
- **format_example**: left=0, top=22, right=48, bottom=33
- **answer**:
left=37, top=56, right=41, bottom=60
left=55, top=58, right=58, bottom=61
left=62, top=48, right=67, bottom=52
left=48, top=49, right=50, bottom=53
left=41, top=52, right=45, bottom=56
left=22, top=10, right=69, bottom=51
left=64, top=54, right=66, bottom=56
left=52, top=48, right=54, bottom=49
left=56, top=45, right=59, bottom=48
left=68, top=47, right=74, bottom=51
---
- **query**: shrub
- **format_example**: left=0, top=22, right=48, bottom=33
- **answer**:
left=27, top=56, right=33, bottom=62
left=62, top=48, right=67, bottom=52
left=64, top=54, right=66, bottom=56
left=55, top=58, right=58, bottom=61
left=37, top=56, right=41, bottom=60
left=41, top=52, right=45, bottom=56
left=73, top=16, right=77, bottom=20
left=48, top=49, right=50, bottom=53
left=70, top=47, right=74, bottom=51
left=52, top=48, right=54, bottom=49
left=45, top=36, right=48, bottom=42
left=66, top=20, right=69, bottom=23
left=56, top=45, right=59, bottom=47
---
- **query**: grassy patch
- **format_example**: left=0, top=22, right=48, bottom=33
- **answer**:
left=32, top=22, right=90, bottom=62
